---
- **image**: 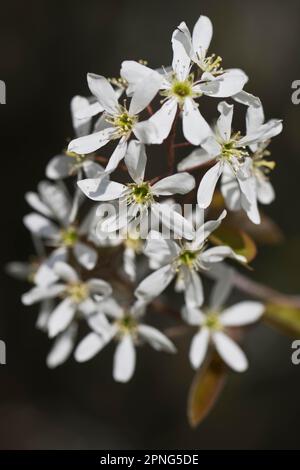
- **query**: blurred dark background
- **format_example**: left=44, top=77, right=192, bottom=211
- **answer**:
left=1, top=0, right=300, bottom=449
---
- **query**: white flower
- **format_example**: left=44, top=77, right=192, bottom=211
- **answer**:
left=46, top=96, right=105, bottom=180
left=22, top=261, right=112, bottom=339
left=183, top=277, right=264, bottom=372
left=221, top=102, right=282, bottom=224
left=121, top=17, right=247, bottom=146
left=67, top=74, right=158, bottom=174
left=192, top=101, right=282, bottom=220
left=74, top=298, right=176, bottom=383
left=24, top=184, right=99, bottom=284
left=135, top=210, right=245, bottom=307
left=77, top=140, right=196, bottom=240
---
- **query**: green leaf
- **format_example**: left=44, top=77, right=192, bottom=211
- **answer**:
left=187, top=352, right=227, bottom=428
left=210, top=224, right=257, bottom=262
left=264, top=303, right=300, bottom=337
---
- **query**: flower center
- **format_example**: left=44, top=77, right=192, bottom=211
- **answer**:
left=176, top=248, right=202, bottom=272
left=107, top=106, right=137, bottom=138
left=116, top=314, right=137, bottom=336
left=220, top=132, right=248, bottom=162
left=125, top=234, right=143, bottom=253
left=60, top=226, right=78, bottom=247
left=199, top=54, right=223, bottom=75
left=204, top=312, right=223, bottom=331
left=161, top=74, right=200, bottom=104
left=66, top=282, right=89, bottom=303
left=127, top=182, right=154, bottom=206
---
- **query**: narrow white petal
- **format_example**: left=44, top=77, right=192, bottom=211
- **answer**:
left=123, top=247, right=136, bottom=281
left=74, top=242, right=98, bottom=270
left=220, top=301, right=264, bottom=326
left=124, top=140, right=147, bottom=183
left=75, top=101, right=104, bottom=120
left=129, top=70, right=162, bottom=114
left=68, top=128, right=114, bottom=155
left=134, top=99, right=177, bottom=144
left=46, top=154, right=74, bottom=180
left=152, top=172, right=195, bottom=196
left=151, top=203, right=195, bottom=240
left=38, top=181, right=71, bottom=225
left=25, top=192, right=53, bottom=218
left=21, top=284, right=65, bottom=305
left=217, top=101, right=234, bottom=141
left=23, top=213, right=59, bottom=238
left=48, top=298, right=76, bottom=338
left=183, top=269, right=204, bottom=307
left=71, top=95, right=92, bottom=137
left=46, top=324, right=77, bottom=368
left=183, top=98, right=212, bottom=145
left=177, top=148, right=214, bottom=171
left=113, top=335, right=136, bottom=383
left=138, top=325, right=176, bottom=353
left=192, top=15, right=213, bottom=59
left=87, top=73, right=119, bottom=114
left=212, top=331, right=248, bottom=372
left=34, top=248, right=67, bottom=287
left=53, top=261, right=79, bottom=283
left=87, top=278, right=112, bottom=297
left=172, top=22, right=191, bottom=80
left=256, top=178, right=275, bottom=205
left=189, top=327, right=210, bottom=369
left=197, top=161, right=223, bottom=208
left=74, top=332, right=108, bottom=362
left=135, top=264, right=174, bottom=302
left=144, top=232, right=179, bottom=267
left=77, top=178, right=125, bottom=202
left=200, top=69, right=248, bottom=98
left=105, top=140, right=128, bottom=174
left=182, top=306, right=205, bottom=326
left=209, top=272, right=234, bottom=311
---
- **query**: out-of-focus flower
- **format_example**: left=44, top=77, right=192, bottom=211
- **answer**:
left=135, top=210, right=245, bottom=307
left=183, top=277, right=264, bottom=371
left=74, top=298, right=176, bottom=382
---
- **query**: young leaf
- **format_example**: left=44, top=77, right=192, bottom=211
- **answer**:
left=264, top=303, right=300, bottom=336
left=209, top=224, right=257, bottom=262
left=187, top=351, right=227, bottom=428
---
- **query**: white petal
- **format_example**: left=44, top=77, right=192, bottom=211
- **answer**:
left=217, top=101, right=234, bottom=141
left=77, top=178, right=125, bottom=202
left=257, top=178, right=275, bottom=204
left=124, top=140, right=147, bottom=183
left=220, top=301, right=264, bottom=326
left=238, top=119, right=283, bottom=147
left=87, top=278, right=112, bottom=297
left=172, top=22, right=191, bottom=80
left=25, top=192, right=53, bottom=218
left=138, top=325, right=176, bottom=353
left=68, top=128, right=114, bottom=155
left=46, top=324, right=77, bottom=368
left=135, top=264, right=174, bottom=302
left=105, top=140, right=128, bottom=174
left=87, top=73, right=119, bottom=114
left=182, top=306, right=205, bottom=326
left=201, top=245, right=245, bottom=265
left=212, top=331, right=248, bottom=372
left=134, top=99, right=177, bottom=144
left=129, top=71, right=162, bottom=114
left=177, top=147, right=214, bottom=171
left=151, top=203, right=195, bottom=240
left=75, top=101, right=104, bottom=120
left=209, top=272, right=234, bottom=311
left=152, top=172, right=195, bottom=196
left=246, top=103, right=265, bottom=135
left=54, top=261, right=79, bottom=283
left=74, top=242, right=98, bottom=269
left=100, top=298, right=123, bottom=319
left=123, top=247, right=136, bottom=281
left=23, top=213, right=59, bottom=238
left=71, top=95, right=92, bottom=137
left=182, top=98, right=212, bottom=145
left=197, top=161, right=223, bottom=208
left=87, top=312, right=111, bottom=335
left=192, top=15, right=213, bottom=59
left=233, top=91, right=261, bottom=108
left=37, top=181, right=71, bottom=225
left=183, top=269, right=204, bottom=307
left=221, top=164, right=242, bottom=211
left=113, top=335, right=136, bottom=383
left=144, top=232, right=179, bottom=267
left=74, top=332, right=108, bottom=362
left=48, top=298, right=76, bottom=338
left=194, top=209, right=227, bottom=247
left=121, top=60, right=156, bottom=96
left=34, top=247, right=67, bottom=287
left=46, top=154, right=74, bottom=180
left=200, top=69, right=248, bottom=98
left=82, top=160, right=105, bottom=178
left=21, top=284, right=65, bottom=305
left=189, top=327, right=210, bottom=369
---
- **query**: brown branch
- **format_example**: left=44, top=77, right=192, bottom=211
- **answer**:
left=165, top=111, right=179, bottom=175
left=174, top=142, right=193, bottom=149
left=233, top=271, right=300, bottom=308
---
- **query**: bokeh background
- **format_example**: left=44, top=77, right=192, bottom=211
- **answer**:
left=1, top=0, right=300, bottom=449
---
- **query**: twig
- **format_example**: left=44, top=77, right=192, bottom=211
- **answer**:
left=165, top=112, right=178, bottom=175
left=173, top=142, right=193, bottom=149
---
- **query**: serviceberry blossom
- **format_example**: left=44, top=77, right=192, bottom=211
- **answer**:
left=221, top=102, right=281, bottom=224
left=78, top=140, right=196, bottom=240
left=75, top=298, right=176, bottom=382
left=135, top=210, right=245, bottom=307
left=22, top=261, right=112, bottom=338
left=8, top=12, right=287, bottom=424
left=183, top=277, right=264, bottom=372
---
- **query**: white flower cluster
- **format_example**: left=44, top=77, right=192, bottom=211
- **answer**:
left=8, top=15, right=282, bottom=382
